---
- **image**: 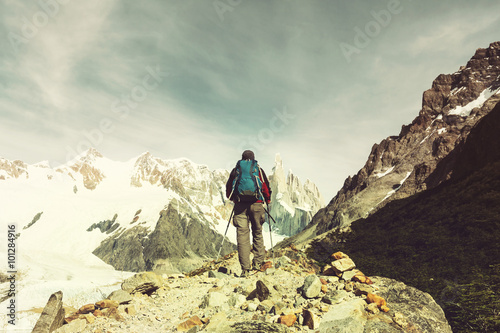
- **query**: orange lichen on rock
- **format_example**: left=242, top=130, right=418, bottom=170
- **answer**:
left=366, top=293, right=389, bottom=312
left=331, top=252, right=348, bottom=260
left=353, top=274, right=373, bottom=285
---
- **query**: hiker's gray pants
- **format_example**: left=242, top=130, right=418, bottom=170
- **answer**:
left=233, top=202, right=266, bottom=270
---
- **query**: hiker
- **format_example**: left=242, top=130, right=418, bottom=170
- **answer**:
left=226, top=150, right=272, bottom=277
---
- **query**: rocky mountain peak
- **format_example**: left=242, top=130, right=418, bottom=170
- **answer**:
left=0, top=158, right=28, bottom=180
left=295, top=41, right=500, bottom=236
left=57, top=148, right=106, bottom=190
left=269, top=154, right=325, bottom=236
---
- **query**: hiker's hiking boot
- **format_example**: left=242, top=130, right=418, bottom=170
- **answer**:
left=239, top=269, right=251, bottom=278
left=252, top=262, right=262, bottom=271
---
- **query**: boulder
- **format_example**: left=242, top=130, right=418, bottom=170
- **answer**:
left=318, top=298, right=366, bottom=331
left=121, top=271, right=163, bottom=295
left=32, top=291, right=65, bottom=333
left=200, top=291, right=227, bottom=308
left=374, top=277, right=453, bottom=332
left=107, top=289, right=132, bottom=304
left=53, top=318, right=86, bottom=333
left=331, top=258, right=356, bottom=273
left=301, top=274, right=322, bottom=299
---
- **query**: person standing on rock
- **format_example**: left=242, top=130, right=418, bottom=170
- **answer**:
left=226, top=150, right=272, bottom=277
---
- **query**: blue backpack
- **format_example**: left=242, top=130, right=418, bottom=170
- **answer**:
left=232, top=159, right=263, bottom=202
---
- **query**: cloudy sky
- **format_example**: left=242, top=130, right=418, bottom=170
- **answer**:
left=1, top=0, right=500, bottom=199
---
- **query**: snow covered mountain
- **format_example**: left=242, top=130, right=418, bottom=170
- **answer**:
left=0, top=149, right=323, bottom=329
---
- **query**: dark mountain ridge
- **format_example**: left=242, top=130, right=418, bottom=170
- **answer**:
left=300, top=41, right=500, bottom=238
left=307, top=100, right=500, bottom=332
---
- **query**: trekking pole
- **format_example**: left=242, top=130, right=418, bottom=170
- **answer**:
left=264, top=205, right=275, bottom=266
left=216, top=206, right=235, bottom=262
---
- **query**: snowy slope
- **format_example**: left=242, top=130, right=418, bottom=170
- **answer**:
left=0, top=149, right=294, bottom=331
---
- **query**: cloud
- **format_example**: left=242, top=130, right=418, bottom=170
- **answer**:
left=407, top=8, right=500, bottom=57
left=2, top=0, right=500, bottom=200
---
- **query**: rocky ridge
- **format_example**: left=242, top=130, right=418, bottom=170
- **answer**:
left=34, top=249, right=451, bottom=333
left=269, top=154, right=325, bottom=236
left=303, top=41, right=500, bottom=237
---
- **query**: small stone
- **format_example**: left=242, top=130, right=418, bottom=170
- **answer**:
left=278, top=314, right=297, bottom=327
left=208, top=270, right=228, bottom=279
left=64, top=313, right=82, bottom=324
left=200, top=291, right=227, bottom=308
left=77, top=304, right=95, bottom=314
left=177, top=316, right=203, bottom=332
left=204, top=313, right=227, bottom=331
left=217, top=266, right=230, bottom=275
left=331, top=251, right=349, bottom=260
left=302, top=275, right=322, bottom=299
left=256, top=280, right=270, bottom=302
left=393, top=312, right=409, bottom=328
left=302, top=309, right=319, bottom=329
left=319, top=278, right=328, bottom=285
left=260, top=261, right=274, bottom=271
left=321, top=285, right=328, bottom=293
left=327, top=276, right=340, bottom=284
left=93, top=309, right=104, bottom=317
left=275, top=256, right=291, bottom=268
left=247, top=302, right=258, bottom=312
left=124, top=305, right=136, bottom=316
left=107, top=289, right=132, bottom=304
left=102, top=307, right=124, bottom=321
left=345, top=281, right=354, bottom=292
left=354, top=283, right=375, bottom=296
left=322, top=290, right=348, bottom=305
left=353, top=274, right=373, bottom=284
left=271, top=301, right=288, bottom=315
left=366, top=293, right=390, bottom=312
left=95, top=299, right=119, bottom=309
left=322, top=265, right=338, bottom=276
left=258, top=300, right=275, bottom=313
left=82, top=314, right=95, bottom=324
left=342, top=270, right=357, bottom=281
left=54, top=318, right=86, bottom=333
left=228, top=294, right=247, bottom=308
left=331, top=258, right=356, bottom=273
left=265, top=268, right=276, bottom=275
left=366, top=303, right=379, bottom=314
